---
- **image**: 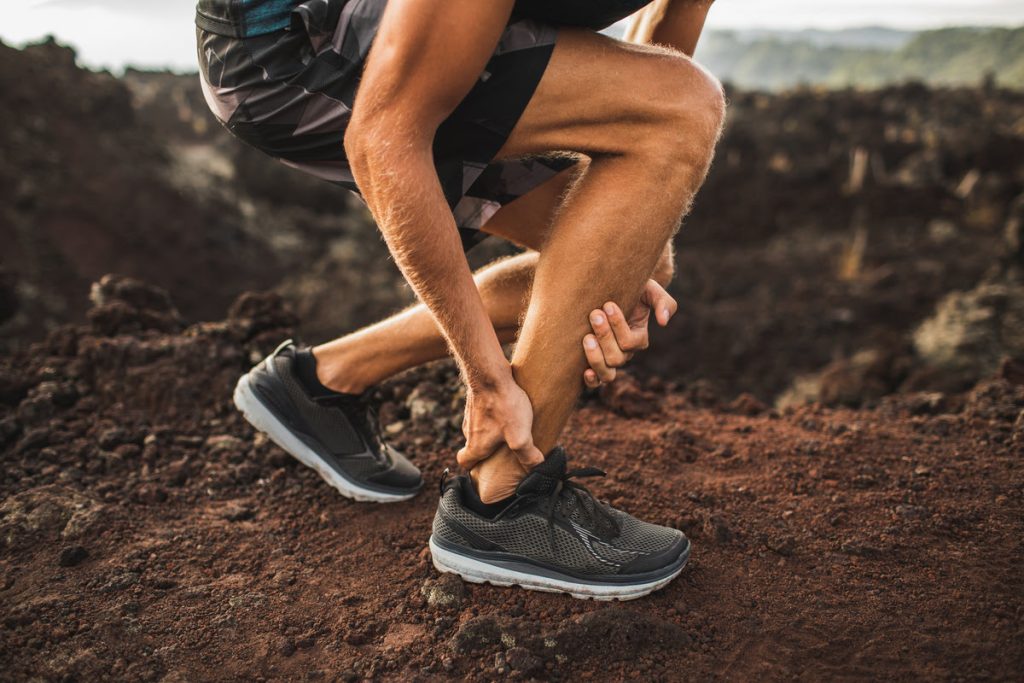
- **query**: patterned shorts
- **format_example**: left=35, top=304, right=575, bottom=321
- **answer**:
left=199, top=0, right=554, bottom=251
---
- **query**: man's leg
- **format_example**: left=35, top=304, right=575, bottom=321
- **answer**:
left=312, top=160, right=673, bottom=395
left=312, top=250, right=536, bottom=393
left=310, top=164, right=579, bottom=394
left=466, top=30, right=725, bottom=501
left=311, top=4, right=710, bottom=398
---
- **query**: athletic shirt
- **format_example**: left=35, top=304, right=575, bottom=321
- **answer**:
left=195, top=0, right=302, bottom=38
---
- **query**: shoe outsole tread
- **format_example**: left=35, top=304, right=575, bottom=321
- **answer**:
left=428, top=536, right=688, bottom=601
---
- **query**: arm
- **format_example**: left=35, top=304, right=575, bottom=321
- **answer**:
left=345, top=0, right=543, bottom=467
left=624, top=0, right=715, bottom=57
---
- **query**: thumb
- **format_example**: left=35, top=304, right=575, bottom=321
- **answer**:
left=510, top=439, right=545, bottom=471
left=457, top=441, right=491, bottom=471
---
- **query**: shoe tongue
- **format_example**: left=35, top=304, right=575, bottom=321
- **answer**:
left=515, top=447, right=567, bottom=496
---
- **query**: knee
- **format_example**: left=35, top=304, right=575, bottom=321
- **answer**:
left=643, top=54, right=726, bottom=170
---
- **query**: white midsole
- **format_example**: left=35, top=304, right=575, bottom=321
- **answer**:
left=428, top=536, right=686, bottom=601
left=233, top=373, right=416, bottom=503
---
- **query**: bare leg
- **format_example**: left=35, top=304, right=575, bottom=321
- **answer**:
left=311, top=165, right=579, bottom=394
left=313, top=250, right=536, bottom=393
left=468, top=31, right=725, bottom=501
left=311, top=0, right=714, bottom=396
left=313, top=160, right=671, bottom=395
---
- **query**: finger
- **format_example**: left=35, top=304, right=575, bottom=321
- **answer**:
left=645, top=280, right=678, bottom=327
left=456, top=437, right=497, bottom=470
left=583, top=368, right=602, bottom=389
left=602, top=302, right=644, bottom=352
left=590, top=309, right=628, bottom=368
left=584, top=334, right=617, bottom=383
left=506, top=433, right=545, bottom=470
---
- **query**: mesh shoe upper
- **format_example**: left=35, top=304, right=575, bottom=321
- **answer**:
left=248, top=342, right=421, bottom=492
left=432, top=448, right=688, bottom=578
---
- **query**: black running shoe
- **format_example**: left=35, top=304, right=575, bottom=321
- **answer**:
left=429, top=448, right=690, bottom=600
left=233, top=340, right=422, bottom=502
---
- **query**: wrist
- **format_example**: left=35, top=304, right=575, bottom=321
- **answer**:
left=465, top=361, right=515, bottom=395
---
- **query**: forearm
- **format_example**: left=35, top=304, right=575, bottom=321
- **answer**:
left=350, top=140, right=511, bottom=391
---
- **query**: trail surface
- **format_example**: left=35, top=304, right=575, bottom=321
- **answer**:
left=1, top=279, right=1022, bottom=681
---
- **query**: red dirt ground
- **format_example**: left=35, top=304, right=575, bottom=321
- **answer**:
left=1, top=280, right=1022, bottom=681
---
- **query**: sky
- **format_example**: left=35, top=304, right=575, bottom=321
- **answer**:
left=3, top=0, right=1024, bottom=71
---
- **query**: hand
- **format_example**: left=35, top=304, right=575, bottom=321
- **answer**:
left=456, top=380, right=545, bottom=473
left=582, top=279, right=678, bottom=388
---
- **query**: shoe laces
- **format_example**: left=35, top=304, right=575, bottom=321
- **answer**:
left=541, top=466, right=620, bottom=543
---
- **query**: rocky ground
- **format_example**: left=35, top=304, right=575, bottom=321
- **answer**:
left=2, top=35, right=1024, bottom=681
left=1, top=278, right=1022, bottom=681
left=4, top=39, right=1024, bottom=409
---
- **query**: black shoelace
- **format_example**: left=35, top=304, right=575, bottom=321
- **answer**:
left=541, top=466, right=620, bottom=544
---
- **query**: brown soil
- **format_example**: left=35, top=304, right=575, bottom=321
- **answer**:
left=2, top=279, right=1022, bottom=681
left=5, top=40, right=1024, bottom=410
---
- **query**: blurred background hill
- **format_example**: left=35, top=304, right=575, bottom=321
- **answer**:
left=690, top=25, right=1024, bottom=89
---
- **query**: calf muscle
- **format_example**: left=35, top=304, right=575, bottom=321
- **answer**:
left=469, top=31, right=725, bottom=501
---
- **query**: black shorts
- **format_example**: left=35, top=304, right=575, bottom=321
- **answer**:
left=197, top=0, right=651, bottom=250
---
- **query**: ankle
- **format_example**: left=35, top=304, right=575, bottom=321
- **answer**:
left=312, top=347, right=373, bottom=395
left=471, top=457, right=528, bottom=504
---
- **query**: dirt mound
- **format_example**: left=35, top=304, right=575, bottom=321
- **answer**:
left=0, top=39, right=296, bottom=342
left=5, top=41, right=1023, bottom=409
left=1, top=277, right=1021, bottom=680
left=0, top=39, right=407, bottom=349
left=655, top=84, right=1024, bottom=401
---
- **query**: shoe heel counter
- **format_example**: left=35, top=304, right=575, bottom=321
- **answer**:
left=432, top=489, right=469, bottom=547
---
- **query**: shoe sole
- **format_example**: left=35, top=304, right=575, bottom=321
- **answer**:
left=233, top=373, right=417, bottom=503
left=428, top=536, right=688, bottom=601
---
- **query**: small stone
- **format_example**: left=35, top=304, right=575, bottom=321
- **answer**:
left=408, top=397, right=440, bottom=421
left=763, top=535, right=795, bottom=557
left=135, top=484, right=168, bottom=504
left=17, top=427, right=50, bottom=453
left=839, top=540, right=882, bottom=558
left=276, top=637, right=296, bottom=657
left=894, top=504, right=929, bottom=520
left=726, top=392, right=767, bottom=416
left=851, top=475, right=876, bottom=489
left=505, top=647, right=543, bottom=675
left=705, top=514, right=733, bottom=543
left=223, top=505, right=255, bottom=522
left=421, top=573, right=466, bottom=608
left=0, top=416, right=22, bottom=448
left=269, top=450, right=292, bottom=468
left=205, top=434, right=246, bottom=456
left=152, top=577, right=178, bottom=590
left=451, top=615, right=503, bottom=654
left=98, top=427, right=128, bottom=450
left=58, top=545, right=88, bottom=567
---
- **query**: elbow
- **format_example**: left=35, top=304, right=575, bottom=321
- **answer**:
left=344, top=113, right=433, bottom=185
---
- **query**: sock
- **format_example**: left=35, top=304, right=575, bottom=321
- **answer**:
left=462, top=477, right=516, bottom=518
left=293, top=348, right=359, bottom=400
